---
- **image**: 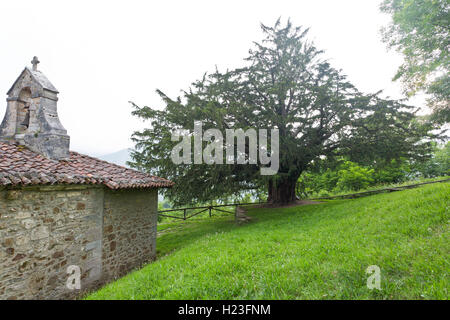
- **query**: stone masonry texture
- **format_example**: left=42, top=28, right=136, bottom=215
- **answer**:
left=0, top=184, right=158, bottom=299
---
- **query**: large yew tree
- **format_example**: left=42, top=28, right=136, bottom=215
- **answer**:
left=130, top=20, right=435, bottom=205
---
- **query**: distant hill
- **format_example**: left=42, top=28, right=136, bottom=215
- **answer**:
left=98, top=149, right=132, bottom=168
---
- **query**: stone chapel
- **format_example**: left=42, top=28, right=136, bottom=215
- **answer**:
left=0, top=57, right=173, bottom=299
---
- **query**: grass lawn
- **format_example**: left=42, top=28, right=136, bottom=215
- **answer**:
left=87, top=182, right=449, bottom=300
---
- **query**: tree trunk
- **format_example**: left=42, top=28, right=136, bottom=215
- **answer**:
left=268, top=175, right=298, bottom=204
left=267, top=179, right=273, bottom=203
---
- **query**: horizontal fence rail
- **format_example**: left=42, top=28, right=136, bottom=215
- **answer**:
left=158, top=202, right=265, bottom=221
left=158, top=179, right=449, bottom=221
left=309, top=178, right=450, bottom=200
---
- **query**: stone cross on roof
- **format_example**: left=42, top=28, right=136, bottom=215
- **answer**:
left=0, top=58, right=70, bottom=160
left=31, top=56, right=40, bottom=71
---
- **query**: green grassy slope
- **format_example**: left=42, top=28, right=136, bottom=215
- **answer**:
left=87, top=182, right=449, bottom=300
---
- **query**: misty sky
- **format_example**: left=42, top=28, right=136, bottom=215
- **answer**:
left=0, top=0, right=427, bottom=156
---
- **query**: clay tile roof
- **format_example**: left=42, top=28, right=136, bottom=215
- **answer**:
left=0, top=142, right=174, bottom=189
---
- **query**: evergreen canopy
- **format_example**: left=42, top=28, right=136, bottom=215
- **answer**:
left=130, top=20, right=436, bottom=205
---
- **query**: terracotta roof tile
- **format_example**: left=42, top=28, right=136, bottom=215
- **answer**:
left=0, top=142, right=174, bottom=189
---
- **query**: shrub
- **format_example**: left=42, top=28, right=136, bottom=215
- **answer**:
left=374, top=158, right=411, bottom=184
left=336, top=161, right=374, bottom=191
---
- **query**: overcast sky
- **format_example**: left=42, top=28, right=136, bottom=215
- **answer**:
left=0, top=0, right=427, bottom=156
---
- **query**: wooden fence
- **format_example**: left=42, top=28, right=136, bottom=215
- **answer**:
left=309, top=178, right=450, bottom=200
left=157, top=178, right=449, bottom=220
left=158, top=202, right=265, bottom=221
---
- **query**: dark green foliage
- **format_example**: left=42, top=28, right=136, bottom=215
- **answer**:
left=130, top=19, right=436, bottom=205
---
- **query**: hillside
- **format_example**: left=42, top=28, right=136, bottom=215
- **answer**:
left=87, top=182, right=449, bottom=300
left=98, top=149, right=132, bottom=167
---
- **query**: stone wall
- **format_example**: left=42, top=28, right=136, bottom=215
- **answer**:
left=0, top=185, right=158, bottom=299
left=102, top=189, right=158, bottom=281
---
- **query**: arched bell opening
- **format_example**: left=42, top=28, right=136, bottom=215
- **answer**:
left=16, top=87, right=32, bottom=133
